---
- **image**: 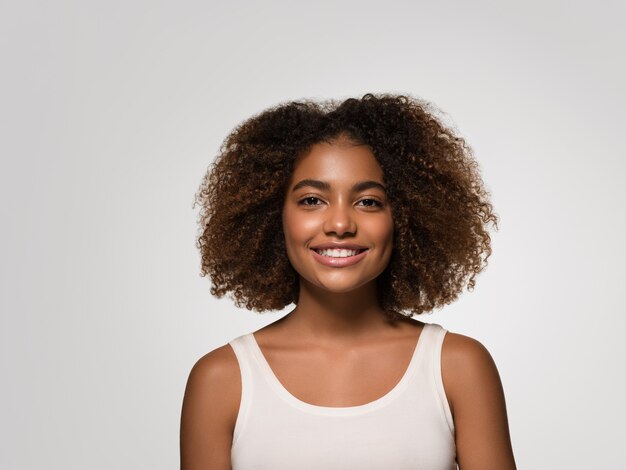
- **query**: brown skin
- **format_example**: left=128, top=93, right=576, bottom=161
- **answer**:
left=280, top=140, right=394, bottom=340
left=180, top=142, right=516, bottom=469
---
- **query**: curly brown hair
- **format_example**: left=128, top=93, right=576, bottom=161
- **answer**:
left=193, top=93, right=499, bottom=319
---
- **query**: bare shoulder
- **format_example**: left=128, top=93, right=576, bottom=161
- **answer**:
left=180, top=343, right=241, bottom=470
left=188, top=343, right=241, bottom=387
left=183, top=343, right=241, bottom=423
left=442, top=331, right=493, bottom=359
left=442, top=332, right=498, bottom=375
left=441, top=331, right=516, bottom=469
left=440, top=332, right=502, bottom=413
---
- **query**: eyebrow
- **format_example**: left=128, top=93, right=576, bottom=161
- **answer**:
left=291, top=179, right=387, bottom=193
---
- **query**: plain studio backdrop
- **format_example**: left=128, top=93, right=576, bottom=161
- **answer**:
left=1, top=1, right=624, bottom=469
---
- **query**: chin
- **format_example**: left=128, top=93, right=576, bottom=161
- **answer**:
left=311, top=278, right=378, bottom=295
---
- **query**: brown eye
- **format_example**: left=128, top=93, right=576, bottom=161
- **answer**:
left=357, top=198, right=383, bottom=208
left=299, top=197, right=322, bottom=206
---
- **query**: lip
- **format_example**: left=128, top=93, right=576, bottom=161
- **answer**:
left=310, top=247, right=369, bottom=267
left=310, top=242, right=368, bottom=250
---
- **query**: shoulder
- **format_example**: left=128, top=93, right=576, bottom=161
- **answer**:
left=180, top=343, right=241, bottom=468
left=188, top=343, right=241, bottom=383
left=184, top=343, right=241, bottom=413
left=439, top=330, right=517, bottom=468
left=440, top=331, right=503, bottom=415
left=441, top=331, right=497, bottom=371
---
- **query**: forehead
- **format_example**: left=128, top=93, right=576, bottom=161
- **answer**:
left=289, top=142, right=384, bottom=185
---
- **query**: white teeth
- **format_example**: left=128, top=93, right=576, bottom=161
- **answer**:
left=315, top=248, right=361, bottom=258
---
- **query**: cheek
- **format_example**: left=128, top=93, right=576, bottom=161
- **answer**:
left=282, top=210, right=309, bottom=263
left=283, top=209, right=319, bottom=243
left=282, top=210, right=316, bottom=272
left=364, top=214, right=394, bottom=244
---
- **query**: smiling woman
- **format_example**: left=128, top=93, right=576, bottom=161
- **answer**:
left=181, top=94, right=516, bottom=470
left=282, top=140, right=394, bottom=293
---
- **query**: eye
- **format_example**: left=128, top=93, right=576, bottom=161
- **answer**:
left=357, top=198, right=383, bottom=208
left=299, top=196, right=323, bottom=206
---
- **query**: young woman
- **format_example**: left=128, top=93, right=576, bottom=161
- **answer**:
left=180, top=94, right=516, bottom=469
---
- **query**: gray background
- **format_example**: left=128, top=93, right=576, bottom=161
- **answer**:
left=1, top=1, right=624, bottom=468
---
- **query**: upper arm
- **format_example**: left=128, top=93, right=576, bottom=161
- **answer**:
left=180, top=344, right=241, bottom=470
left=441, top=332, right=516, bottom=470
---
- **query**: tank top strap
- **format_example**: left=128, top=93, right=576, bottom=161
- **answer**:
left=228, top=334, right=256, bottom=448
left=414, top=323, right=455, bottom=435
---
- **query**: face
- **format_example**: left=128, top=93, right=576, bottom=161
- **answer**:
left=282, top=140, right=394, bottom=295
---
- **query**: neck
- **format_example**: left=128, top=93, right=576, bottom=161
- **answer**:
left=281, top=278, right=393, bottom=344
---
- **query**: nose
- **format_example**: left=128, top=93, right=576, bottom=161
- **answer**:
left=323, top=201, right=356, bottom=237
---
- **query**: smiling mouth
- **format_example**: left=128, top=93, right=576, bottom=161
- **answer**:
left=312, top=248, right=368, bottom=258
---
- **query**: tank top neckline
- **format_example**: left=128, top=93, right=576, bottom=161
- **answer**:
left=243, top=323, right=433, bottom=416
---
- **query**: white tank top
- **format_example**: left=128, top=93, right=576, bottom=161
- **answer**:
left=228, top=322, right=457, bottom=470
